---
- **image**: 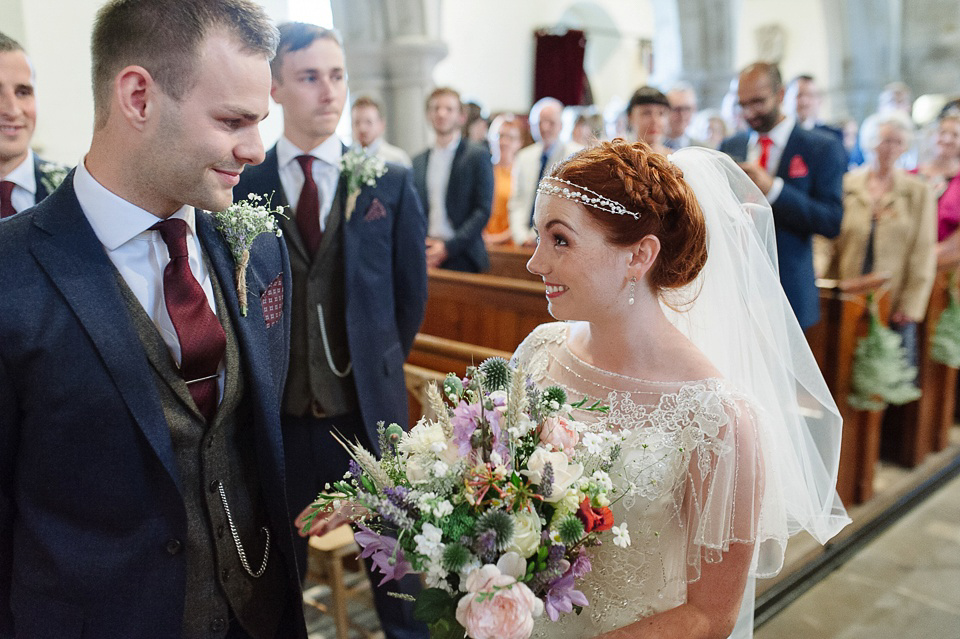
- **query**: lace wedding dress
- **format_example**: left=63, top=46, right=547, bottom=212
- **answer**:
left=515, top=322, right=775, bottom=639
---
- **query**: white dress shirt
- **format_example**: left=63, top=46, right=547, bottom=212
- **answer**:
left=747, top=115, right=795, bottom=204
left=2, top=149, right=37, bottom=214
left=74, top=159, right=224, bottom=396
left=425, top=134, right=460, bottom=241
left=357, top=138, right=412, bottom=167
left=276, top=135, right=342, bottom=231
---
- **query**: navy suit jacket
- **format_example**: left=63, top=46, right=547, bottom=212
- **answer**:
left=0, top=174, right=305, bottom=638
left=412, top=138, right=494, bottom=272
left=235, top=145, right=428, bottom=439
left=720, top=125, right=846, bottom=328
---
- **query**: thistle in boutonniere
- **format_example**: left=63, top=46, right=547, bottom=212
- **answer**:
left=38, top=162, right=70, bottom=194
left=213, top=193, right=285, bottom=316
left=340, top=149, right=387, bottom=221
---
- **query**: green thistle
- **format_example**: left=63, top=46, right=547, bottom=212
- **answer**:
left=475, top=510, right=514, bottom=550
left=441, top=543, right=472, bottom=572
left=479, top=357, right=512, bottom=391
left=556, top=516, right=586, bottom=545
left=542, top=385, right=568, bottom=409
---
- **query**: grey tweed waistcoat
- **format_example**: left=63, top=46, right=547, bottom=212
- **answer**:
left=117, top=265, right=286, bottom=639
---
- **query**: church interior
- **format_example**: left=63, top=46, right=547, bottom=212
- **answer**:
left=3, top=0, right=960, bottom=637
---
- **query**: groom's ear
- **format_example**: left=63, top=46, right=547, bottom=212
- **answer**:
left=629, top=234, right=660, bottom=279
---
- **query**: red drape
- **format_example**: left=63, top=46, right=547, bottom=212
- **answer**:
left=533, top=29, right=588, bottom=107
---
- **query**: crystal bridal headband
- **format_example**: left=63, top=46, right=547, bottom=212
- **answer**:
left=536, top=176, right=641, bottom=219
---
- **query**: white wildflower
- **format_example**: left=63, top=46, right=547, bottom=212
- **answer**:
left=612, top=523, right=631, bottom=548
left=582, top=432, right=604, bottom=455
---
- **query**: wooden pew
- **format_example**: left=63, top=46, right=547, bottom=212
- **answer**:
left=807, top=273, right=891, bottom=506
left=486, top=244, right=539, bottom=282
left=404, top=334, right=513, bottom=427
left=882, top=247, right=960, bottom=466
left=422, top=268, right=553, bottom=352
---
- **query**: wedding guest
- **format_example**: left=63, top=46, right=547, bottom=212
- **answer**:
left=819, top=112, right=936, bottom=366
left=351, top=95, right=412, bottom=167
left=508, top=96, right=582, bottom=246
left=412, top=87, right=493, bottom=272
left=463, top=100, right=490, bottom=150
left=664, top=82, right=703, bottom=150
left=784, top=74, right=844, bottom=144
left=0, top=1, right=308, bottom=636
left=0, top=32, right=68, bottom=217
left=571, top=113, right=593, bottom=146
left=914, top=113, right=960, bottom=243
left=626, top=86, right=671, bottom=154
left=234, top=23, right=428, bottom=639
left=483, top=114, right=523, bottom=245
left=721, top=62, right=846, bottom=330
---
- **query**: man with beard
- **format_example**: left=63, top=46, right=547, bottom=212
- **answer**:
left=720, top=62, right=846, bottom=330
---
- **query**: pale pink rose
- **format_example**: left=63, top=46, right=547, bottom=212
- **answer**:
left=539, top=416, right=580, bottom=456
left=456, top=565, right=544, bottom=639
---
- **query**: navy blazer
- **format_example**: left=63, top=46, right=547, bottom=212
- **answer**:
left=235, top=145, right=428, bottom=439
left=720, top=125, right=846, bottom=328
left=0, top=174, right=305, bottom=638
left=412, top=138, right=494, bottom=272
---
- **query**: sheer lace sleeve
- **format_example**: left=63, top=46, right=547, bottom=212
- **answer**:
left=510, top=322, right=566, bottom=383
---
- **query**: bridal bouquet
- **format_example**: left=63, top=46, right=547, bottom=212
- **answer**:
left=301, top=358, right=630, bottom=639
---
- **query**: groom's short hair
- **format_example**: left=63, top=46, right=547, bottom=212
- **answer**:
left=91, top=0, right=279, bottom=129
left=271, top=22, right=343, bottom=83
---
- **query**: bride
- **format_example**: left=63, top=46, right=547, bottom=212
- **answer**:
left=514, top=140, right=850, bottom=638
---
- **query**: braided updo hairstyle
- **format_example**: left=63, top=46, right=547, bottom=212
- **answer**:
left=546, top=139, right=708, bottom=291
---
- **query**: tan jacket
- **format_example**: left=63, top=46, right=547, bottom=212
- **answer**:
left=817, top=168, right=937, bottom=320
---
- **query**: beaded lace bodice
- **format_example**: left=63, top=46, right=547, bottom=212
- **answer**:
left=513, top=323, right=762, bottom=638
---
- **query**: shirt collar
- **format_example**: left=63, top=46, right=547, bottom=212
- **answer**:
left=751, top=115, right=795, bottom=148
left=3, top=148, right=36, bottom=194
left=433, top=133, right=461, bottom=153
left=277, top=135, right=343, bottom=171
left=74, top=157, right=195, bottom=251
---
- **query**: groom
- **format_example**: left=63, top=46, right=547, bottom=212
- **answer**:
left=234, top=22, right=429, bottom=639
left=0, top=1, right=306, bottom=637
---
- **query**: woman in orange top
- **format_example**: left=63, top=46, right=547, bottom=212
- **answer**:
left=484, top=115, right=524, bottom=244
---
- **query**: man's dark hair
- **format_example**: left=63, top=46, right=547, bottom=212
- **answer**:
left=741, top=62, right=783, bottom=92
left=92, top=0, right=279, bottom=128
left=0, top=32, right=25, bottom=53
left=352, top=95, right=383, bottom=118
left=271, top=22, right=342, bottom=82
left=425, top=87, right=462, bottom=111
left=627, top=86, right=670, bottom=114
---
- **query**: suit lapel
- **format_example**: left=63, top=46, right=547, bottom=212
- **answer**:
left=778, top=127, right=802, bottom=180
left=30, top=177, right=182, bottom=492
left=446, top=139, right=468, bottom=214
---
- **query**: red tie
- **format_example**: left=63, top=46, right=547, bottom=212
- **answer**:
left=0, top=181, right=16, bottom=218
left=295, top=155, right=322, bottom=254
left=758, top=135, right=774, bottom=172
left=152, top=219, right=226, bottom=423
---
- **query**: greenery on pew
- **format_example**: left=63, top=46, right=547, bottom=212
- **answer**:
left=849, top=294, right=921, bottom=411
left=931, top=271, right=960, bottom=368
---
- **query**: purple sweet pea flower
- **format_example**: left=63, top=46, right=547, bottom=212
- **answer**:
left=570, top=552, right=592, bottom=578
left=544, top=571, right=589, bottom=621
left=451, top=400, right=509, bottom=459
left=354, top=524, right=414, bottom=586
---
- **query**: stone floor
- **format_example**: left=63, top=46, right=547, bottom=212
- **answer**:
left=304, top=431, right=960, bottom=639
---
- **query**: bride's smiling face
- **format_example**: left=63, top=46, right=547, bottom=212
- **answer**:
left=527, top=195, right=636, bottom=321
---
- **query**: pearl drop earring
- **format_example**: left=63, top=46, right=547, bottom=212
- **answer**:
left=628, top=277, right=637, bottom=305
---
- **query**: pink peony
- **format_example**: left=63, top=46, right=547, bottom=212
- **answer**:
left=538, top=416, right=580, bottom=455
left=455, top=565, right=544, bottom=639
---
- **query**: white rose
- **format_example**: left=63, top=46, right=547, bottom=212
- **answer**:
left=504, top=508, right=542, bottom=558
left=407, top=459, right=429, bottom=483
left=521, top=448, right=583, bottom=503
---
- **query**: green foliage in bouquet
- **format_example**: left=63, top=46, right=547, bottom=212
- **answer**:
left=931, top=272, right=960, bottom=368
left=849, top=297, right=921, bottom=411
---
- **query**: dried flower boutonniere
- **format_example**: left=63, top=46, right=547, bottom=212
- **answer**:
left=213, top=193, right=285, bottom=316
left=340, top=149, right=387, bottom=221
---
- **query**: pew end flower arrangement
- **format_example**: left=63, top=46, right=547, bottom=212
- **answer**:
left=300, top=358, right=632, bottom=639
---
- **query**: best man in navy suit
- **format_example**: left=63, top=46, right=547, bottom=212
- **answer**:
left=721, top=62, right=846, bottom=329
left=0, top=32, right=69, bottom=218
left=412, top=87, right=494, bottom=272
left=0, top=2, right=306, bottom=638
left=233, top=23, right=429, bottom=639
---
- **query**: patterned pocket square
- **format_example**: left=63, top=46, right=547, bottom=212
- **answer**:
left=260, top=273, right=284, bottom=328
left=363, top=198, right=388, bottom=222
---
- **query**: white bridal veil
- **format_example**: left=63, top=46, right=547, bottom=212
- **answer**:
left=664, top=147, right=851, bottom=579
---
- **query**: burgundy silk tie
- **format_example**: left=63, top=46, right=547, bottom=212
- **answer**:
left=152, top=219, right=226, bottom=423
left=295, top=155, right=322, bottom=254
left=758, top=135, right=774, bottom=172
left=0, top=181, right=16, bottom=219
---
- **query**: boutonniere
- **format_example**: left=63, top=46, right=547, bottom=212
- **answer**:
left=340, top=149, right=387, bottom=221
left=38, top=162, right=70, bottom=194
left=213, top=194, right=285, bottom=316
